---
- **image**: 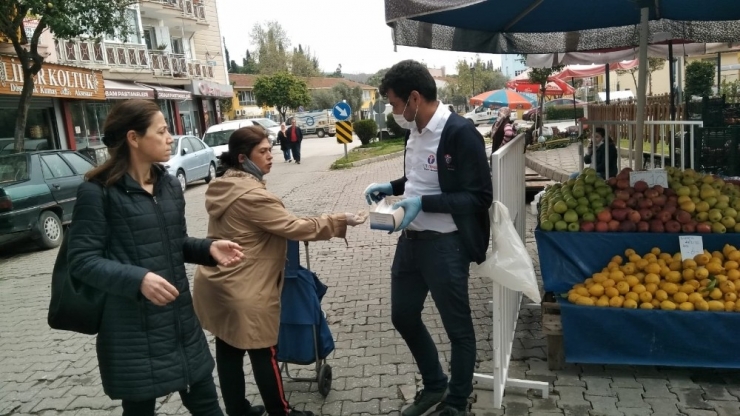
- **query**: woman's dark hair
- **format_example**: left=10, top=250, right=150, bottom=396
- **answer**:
left=379, top=60, right=437, bottom=102
left=86, top=99, right=162, bottom=186
left=219, top=126, right=269, bottom=169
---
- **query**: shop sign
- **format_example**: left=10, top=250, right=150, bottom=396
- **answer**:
left=191, top=79, right=233, bottom=98
left=0, top=55, right=105, bottom=100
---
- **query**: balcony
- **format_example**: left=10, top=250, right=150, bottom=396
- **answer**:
left=140, top=0, right=207, bottom=23
left=56, top=39, right=214, bottom=80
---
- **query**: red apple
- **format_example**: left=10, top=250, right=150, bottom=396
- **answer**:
left=682, top=221, right=696, bottom=233
left=612, top=208, right=628, bottom=222
left=667, top=195, right=678, bottom=204
left=651, top=195, right=667, bottom=206
left=628, top=209, right=642, bottom=223
left=634, top=180, right=649, bottom=193
left=656, top=210, right=673, bottom=223
left=665, top=220, right=681, bottom=233
left=639, top=208, right=654, bottom=221
left=664, top=188, right=677, bottom=197
left=652, top=185, right=665, bottom=195
left=644, top=189, right=659, bottom=199
left=626, top=197, right=638, bottom=209
left=595, top=221, right=609, bottom=232
left=663, top=205, right=677, bottom=215
left=696, top=222, right=712, bottom=233
left=597, top=209, right=612, bottom=223
left=638, top=198, right=654, bottom=209
left=619, top=220, right=637, bottom=233
left=611, top=199, right=627, bottom=209
left=637, top=221, right=650, bottom=232
left=627, top=187, right=636, bottom=196
left=615, top=190, right=630, bottom=201
left=607, top=177, right=618, bottom=188
left=617, top=179, right=630, bottom=190
left=675, top=210, right=692, bottom=224
left=580, top=221, right=595, bottom=232
left=649, top=219, right=666, bottom=233
left=632, top=191, right=644, bottom=200
left=608, top=220, right=620, bottom=232
left=651, top=205, right=663, bottom=214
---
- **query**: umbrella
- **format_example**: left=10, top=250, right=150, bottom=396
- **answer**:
left=508, top=69, right=576, bottom=96
left=470, top=89, right=534, bottom=109
left=384, top=0, right=740, bottom=169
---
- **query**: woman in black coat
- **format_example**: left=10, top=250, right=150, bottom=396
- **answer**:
left=277, top=122, right=292, bottom=162
left=66, top=99, right=259, bottom=416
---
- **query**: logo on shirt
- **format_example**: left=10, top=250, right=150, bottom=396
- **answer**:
left=423, top=154, right=438, bottom=172
left=444, top=154, right=452, bottom=164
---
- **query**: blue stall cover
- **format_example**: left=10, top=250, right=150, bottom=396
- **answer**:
left=534, top=229, right=740, bottom=294
left=535, top=230, right=740, bottom=368
left=559, top=299, right=740, bottom=368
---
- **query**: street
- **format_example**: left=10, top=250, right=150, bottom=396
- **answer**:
left=2, top=138, right=740, bottom=416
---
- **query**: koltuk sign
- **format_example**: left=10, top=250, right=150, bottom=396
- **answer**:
left=0, top=55, right=105, bottom=100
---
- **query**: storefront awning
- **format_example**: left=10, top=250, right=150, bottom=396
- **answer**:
left=138, top=83, right=191, bottom=101
left=104, top=80, right=155, bottom=100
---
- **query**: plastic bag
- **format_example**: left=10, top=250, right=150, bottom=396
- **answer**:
left=530, top=190, right=545, bottom=215
left=472, top=201, right=541, bottom=303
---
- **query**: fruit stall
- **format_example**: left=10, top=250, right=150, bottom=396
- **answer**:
left=535, top=166, right=740, bottom=370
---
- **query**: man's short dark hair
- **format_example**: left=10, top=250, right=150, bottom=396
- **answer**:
left=379, top=60, right=437, bottom=102
left=595, top=127, right=606, bottom=137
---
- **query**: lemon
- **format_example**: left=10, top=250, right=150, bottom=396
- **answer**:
left=695, top=300, right=710, bottom=311
left=655, top=290, right=669, bottom=301
left=725, top=260, right=739, bottom=271
left=625, top=292, right=640, bottom=302
left=663, top=282, right=679, bottom=295
left=616, top=281, right=630, bottom=295
left=668, top=261, right=682, bottom=272
left=632, top=284, right=647, bottom=294
left=695, top=253, right=711, bottom=266
left=673, top=292, right=689, bottom=303
left=576, top=287, right=589, bottom=297
left=592, top=273, right=608, bottom=283
left=596, top=297, right=610, bottom=307
left=609, top=270, right=625, bottom=281
left=602, top=279, right=616, bottom=288
left=725, top=301, right=736, bottom=312
left=660, top=300, right=677, bottom=311
left=622, top=264, right=636, bottom=275
left=625, top=248, right=636, bottom=257
left=625, top=276, right=640, bottom=287
left=640, top=302, right=654, bottom=309
left=576, top=297, right=595, bottom=306
left=710, top=288, right=724, bottom=300
left=682, top=269, right=695, bottom=281
left=639, top=291, right=653, bottom=303
left=728, top=269, right=740, bottom=281
left=623, top=299, right=638, bottom=309
left=679, top=302, right=695, bottom=311
left=665, top=271, right=682, bottom=283
left=735, top=301, right=740, bottom=312
left=687, top=279, right=701, bottom=289
left=611, top=255, right=624, bottom=265
left=688, top=292, right=704, bottom=304
left=725, top=293, right=738, bottom=302
left=683, top=259, right=698, bottom=270
left=659, top=253, right=673, bottom=262
left=650, top=247, right=661, bottom=256
left=589, top=283, right=605, bottom=297
left=708, top=300, right=725, bottom=311
left=609, top=296, right=625, bottom=308
left=728, top=251, right=740, bottom=262
left=720, top=281, right=736, bottom=294
left=679, top=284, right=695, bottom=294
left=651, top=299, right=662, bottom=308
left=645, top=283, right=659, bottom=294
left=604, top=287, right=620, bottom=298
left=644, top=273, right=661, bottom=285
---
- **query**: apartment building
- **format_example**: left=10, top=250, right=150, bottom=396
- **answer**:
left=51, top=0, right=232, bottom=153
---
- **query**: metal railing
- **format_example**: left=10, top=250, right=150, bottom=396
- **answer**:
left=473, top=134, right=549, bottom=409
left=143, top=0, right=206, bottom=21
left=576, top=119, right=704, bottom=176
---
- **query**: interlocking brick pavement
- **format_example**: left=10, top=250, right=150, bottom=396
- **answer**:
left=1, top=147, right=740, bottom=415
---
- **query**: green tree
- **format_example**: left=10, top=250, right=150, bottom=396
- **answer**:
left=353, top=119, right=378, bottom=145
left=685, top=60, right=716, bottom=98
left=309, top=89, right=337, bottom=110
left=331, top=82, right=362, bottom=120
left=647, top=58, right=666, bottom=95
left=241, top=50, right=258, bottom=74
left=291, top=44, right=320, bottom=77
left=328, top=63, right=343, bottom=78
left=528, top=65, right=564, bottom=124
left=366, top=68, right=390, bottom=88
left=251, top=21, right=290, bottom=74
left=253, top=72, right=311, bottom=121
left=0, top=0, right=135, bottom=150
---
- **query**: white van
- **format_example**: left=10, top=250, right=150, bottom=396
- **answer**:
left=463, top=106, right=497, bottom=126
left=203, top=118, right=280, bottom=175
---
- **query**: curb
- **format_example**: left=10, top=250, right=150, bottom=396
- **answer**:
left=332, top=150, right=405, bottom=169
left=525, top=154, right=570, bottom=184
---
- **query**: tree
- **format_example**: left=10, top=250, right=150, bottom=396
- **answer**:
left=616, top=66, right=638, bottom=92
left=353, top=119, right=378, bottom=145
left=291, top=44, right=320, bottom=77
left=685, top=60, right=716, bottom=98
left=328, top=63, right=343, bottom=78
left=455, top=58, right=508, bottom=100
left=366, top=68, right=390, bottom=88
left=241, top=50, right=258, bottom=74
left=309, top=89, right=336, bottom=110
left=0, top=0, right=135, bottom=150
left=646, top=58, right=666, bottom=95
left=527, top=65, right=564, bottom=125
left=253, top=72, right=310, bottom=121
left=250, top=21, right=290, bottom=75
left=331, top=82, right=362, bottom=120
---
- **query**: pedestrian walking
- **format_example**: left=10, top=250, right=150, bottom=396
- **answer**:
left=66, top=99, right=246, bottom=416
left=277, top=122, right=292, bottom=162
left=193, top=125, right=367, bottom=416
left=286, top=118, right=303, bottom=164
left=364, top=60, right=493, bottom=416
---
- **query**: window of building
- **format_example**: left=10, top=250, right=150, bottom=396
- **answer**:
left=238, top=90, right=256, bottom=106
left=362, top=90, right=372, bottom=101
left=143, top=27, right=156, bottom=50
left=107, top=8, right=142, bottom=44
left=514, top=69, right=525, bottom=76
left=171, top=37, right=184, bottom=55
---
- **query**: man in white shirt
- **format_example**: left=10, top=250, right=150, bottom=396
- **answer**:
left=364, top=60, right=493, bottom=416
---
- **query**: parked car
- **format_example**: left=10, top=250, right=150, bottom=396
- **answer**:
left=0, top=150, right=95, bottom=249
left=203, top=119, right=278, bottom=176
left=523, top=98, right=585, bottom=121
left=165, top=135, right=218, bottom=192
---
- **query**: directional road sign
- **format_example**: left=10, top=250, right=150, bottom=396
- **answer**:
left=332, top=101, right=351, bottom=121
left=335, top=121, right=353, bottom=144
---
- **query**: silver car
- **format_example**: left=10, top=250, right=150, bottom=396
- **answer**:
left=165, top=135, right=218, bottom=192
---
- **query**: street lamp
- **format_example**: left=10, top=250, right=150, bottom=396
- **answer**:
left=470, top=63, right=476, bottom=97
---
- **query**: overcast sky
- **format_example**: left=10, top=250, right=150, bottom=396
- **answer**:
left=214, top=0, right=502, bottom=75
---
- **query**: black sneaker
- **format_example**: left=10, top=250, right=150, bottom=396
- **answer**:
left=401, top=389, right=446, bottom=416
left=245, top=405, right=266, bottom=416
left=430, top=404, right=466, bottom=416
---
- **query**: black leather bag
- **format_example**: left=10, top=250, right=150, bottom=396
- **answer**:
left=48, top=187, right=108, bottom=335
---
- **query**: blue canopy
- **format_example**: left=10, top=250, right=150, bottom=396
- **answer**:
left=385, top=0, right=740, bottom=54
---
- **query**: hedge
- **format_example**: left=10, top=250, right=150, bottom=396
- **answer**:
left=545, top=105, right=584, bottom=120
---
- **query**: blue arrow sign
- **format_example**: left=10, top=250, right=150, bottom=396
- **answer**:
left=332, top=101, right=351, bottom=121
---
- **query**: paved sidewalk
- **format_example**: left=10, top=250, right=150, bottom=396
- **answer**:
left=525, top=143, right=633, bottom=183
left=1, top=151, right=740, bottom=415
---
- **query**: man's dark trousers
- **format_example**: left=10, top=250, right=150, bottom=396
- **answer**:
left=289, top=141, right=301, bottom=162
left=391, top=231, right=475, bottom=409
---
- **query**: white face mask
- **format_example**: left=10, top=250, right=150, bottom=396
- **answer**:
left=393, top=96, right=418, bottom=130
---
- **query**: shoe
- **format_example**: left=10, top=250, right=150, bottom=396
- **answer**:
left=287, top=410, right=314, bottom=416
left=245, top=405, right=266, bottom=416
left=401, top=389, right=446, bottom=416
left=295, top=161, right=300, bottom=164
left=431, top=404, right=466, bottom=416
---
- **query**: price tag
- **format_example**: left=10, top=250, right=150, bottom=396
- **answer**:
left=679, top=236, right=704, bottom=261
left=629, top=170, right=668, bottom=188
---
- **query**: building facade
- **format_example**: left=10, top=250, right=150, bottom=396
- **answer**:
left=501, top=54, right=527, bottom=79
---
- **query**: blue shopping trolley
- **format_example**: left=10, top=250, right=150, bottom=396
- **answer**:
left=277, top=240, right=335, bottom=396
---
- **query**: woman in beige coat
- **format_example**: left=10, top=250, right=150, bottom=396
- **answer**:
left=193, top=126, right=366, bottom=416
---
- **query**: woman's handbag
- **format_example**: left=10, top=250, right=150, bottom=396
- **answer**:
left=47, top=186, right=108, bottom=335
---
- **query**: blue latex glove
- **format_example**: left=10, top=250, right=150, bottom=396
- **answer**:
left=364, top=182, right=393, bottom=205
left=392, top=197, right=422, bottom=231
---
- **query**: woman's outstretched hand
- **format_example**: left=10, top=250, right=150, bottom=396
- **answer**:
left=346, top=210, right=368, bottom=227
left=210, top=240, right=245, bottom=266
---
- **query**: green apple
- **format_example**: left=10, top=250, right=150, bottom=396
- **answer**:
left=721, top=216, right=736, bottom=229
left=555, top=221, right=568, bottom=231
left=582, top=212, right=596, bottom=222
left=708, top=209, right=723, bottom=223
left=711, top=222, right=727, bottom=233
left=568, top=222, right=580, bottom=232
left=541, top=220, right=554, bottom=231
left=575, top=205, right=590, bottom=216
left=563, top=210, right=579, bottom=223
